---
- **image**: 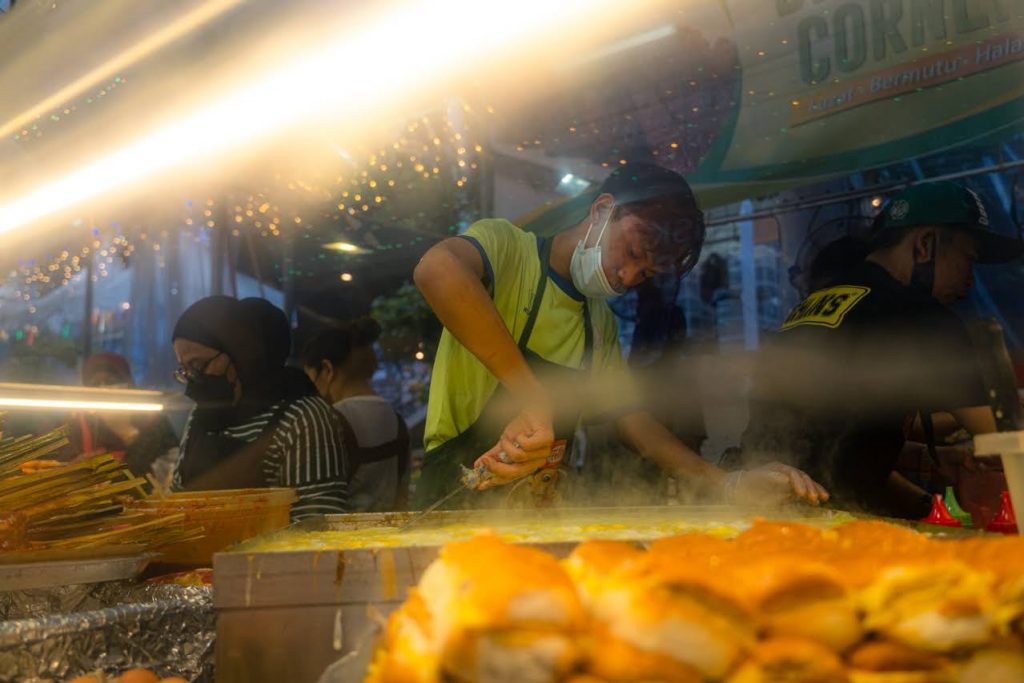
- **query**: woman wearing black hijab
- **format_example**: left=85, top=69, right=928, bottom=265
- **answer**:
left=170, top=296, right=351, bottom=519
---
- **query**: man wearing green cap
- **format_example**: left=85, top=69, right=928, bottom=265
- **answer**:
left=412, top=163, right=828, bottom=509
left=743, top=181, right=1023, bottom=518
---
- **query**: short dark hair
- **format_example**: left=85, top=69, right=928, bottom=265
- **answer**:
left=598, top=163, right=706, bottom=275
left=301, top=316, right=381, bottom=369
left=868, top=220, right=959, bottom=253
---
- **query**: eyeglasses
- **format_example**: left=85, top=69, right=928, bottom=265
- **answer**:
left=174, top=352, right=223, bottom=385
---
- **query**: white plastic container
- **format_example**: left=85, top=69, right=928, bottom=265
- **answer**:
left=974, top=431, right=1024, bottom=534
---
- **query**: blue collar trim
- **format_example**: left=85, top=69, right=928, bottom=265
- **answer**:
left=536, top=235, right=584, bottom=301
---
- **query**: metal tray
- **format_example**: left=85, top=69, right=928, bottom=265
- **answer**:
left=237, top=504, right=856, bottom=549
left=305, top=504, right=829, bottom=531
left=300, top=505, right=982, bottom=538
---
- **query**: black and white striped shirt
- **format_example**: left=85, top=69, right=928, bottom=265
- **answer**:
left=172, top=395, right=350, bottom=520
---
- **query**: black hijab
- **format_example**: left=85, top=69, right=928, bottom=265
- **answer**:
left=173, top=296, right=317, bottom=486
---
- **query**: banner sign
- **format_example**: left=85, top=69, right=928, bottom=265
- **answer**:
left=691, top=0, right=1024, bottom=190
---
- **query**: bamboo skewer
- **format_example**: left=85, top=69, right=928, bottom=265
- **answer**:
left=0, top=426, right=206, bottom=557
left=0, top=429, right=71, bottom=476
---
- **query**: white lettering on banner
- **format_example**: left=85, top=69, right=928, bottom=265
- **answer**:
left=790, top=29, right=1024, bottom=126
left=976, top=35, right=1024, bottom=64
left=869, top=57, right=965, bottom=94
left=806, top=88, right=858, bottom=114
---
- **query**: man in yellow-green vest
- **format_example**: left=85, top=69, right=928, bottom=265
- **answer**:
left=413, top=163, right=828, bottom=510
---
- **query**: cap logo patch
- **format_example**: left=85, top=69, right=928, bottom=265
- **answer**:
left=966, top=188, right=989, bottom=226
left=889, top=200, right=910, bottom=221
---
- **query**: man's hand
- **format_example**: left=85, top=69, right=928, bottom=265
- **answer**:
left=415, top=237, right=558, bottom=490
left=730, top=462, right=829, bottom=506
left=473, top=406, right=554, bottom=488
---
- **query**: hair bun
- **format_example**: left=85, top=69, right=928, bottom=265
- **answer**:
left=351, top=316, right=382, bottom=347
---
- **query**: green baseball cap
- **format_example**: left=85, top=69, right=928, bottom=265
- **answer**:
left=870, top=181, right=1024, bottom=264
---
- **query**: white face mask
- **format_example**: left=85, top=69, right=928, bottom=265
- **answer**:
left=570, top=207, right=624, bottom=299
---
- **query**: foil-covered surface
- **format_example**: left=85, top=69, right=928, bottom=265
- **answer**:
left=0, top=582, right=214, bottom=683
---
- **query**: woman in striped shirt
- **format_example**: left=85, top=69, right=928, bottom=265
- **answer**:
left=302, top=318, right=412, bottom=512
left=170, top=296, right=351, bottom=520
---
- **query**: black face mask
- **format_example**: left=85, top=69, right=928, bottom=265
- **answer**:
left=185, top=373, right=237, bottom=432
left=185, top=372, right=235, bottom=405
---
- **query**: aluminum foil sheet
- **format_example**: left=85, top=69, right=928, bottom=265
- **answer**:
left=1, top=580, right=130, bottom=621
left=0, top=582, right=214, bottom=683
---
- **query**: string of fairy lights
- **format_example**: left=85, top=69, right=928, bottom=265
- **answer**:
left=7, top=233, right=136, bottom=314
left=10, top=75, right=129, bottom=142
left=7, top=86, right=714, bottom=315
left=514, top=126, right=702, bottom=173
left=2, top=20, right=740, bottom=312
left=5, top=64, right=699, bottom=310
left=3, top=101, right=487, bottom=312
left=174, top=103, right=485, bottom=260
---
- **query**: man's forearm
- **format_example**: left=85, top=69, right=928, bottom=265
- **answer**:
left=616, top=411, right=725, bottom=494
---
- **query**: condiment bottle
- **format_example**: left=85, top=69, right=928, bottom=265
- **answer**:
left=986, top=491, right=1018, bottom=535
left=922, top=493, right=962, bottom=528
left=944, top=486, right=973, bottom=528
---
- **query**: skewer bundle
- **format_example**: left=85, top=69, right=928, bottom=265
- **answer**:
left=0, top=427, right=201, bottom=557
left=0, top=426, right=72, bottom=477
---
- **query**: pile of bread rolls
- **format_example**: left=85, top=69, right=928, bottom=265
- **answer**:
left=366, top=520, right=1024, bottom=683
